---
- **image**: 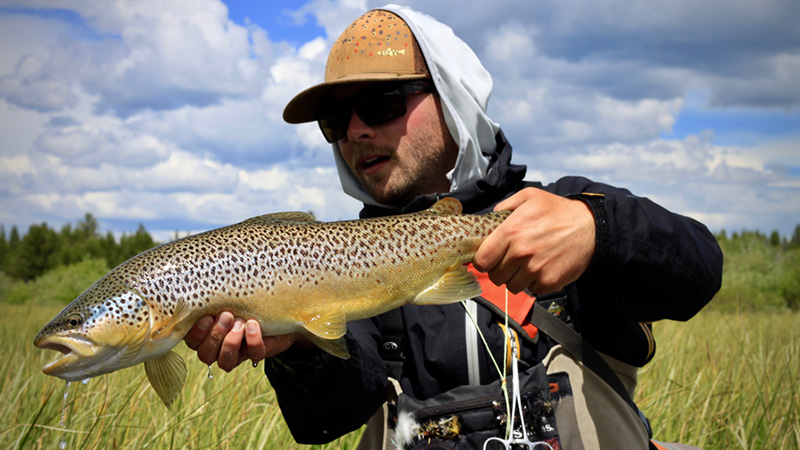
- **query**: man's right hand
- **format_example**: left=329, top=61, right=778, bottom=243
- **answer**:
left=184, top=312, right=300, bottom=372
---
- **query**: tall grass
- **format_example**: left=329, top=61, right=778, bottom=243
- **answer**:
left=638, top=310, right=800, bottom=449
left=1, top=303, right=364, bottom=449
left=3, top=303, right=797, bottom=449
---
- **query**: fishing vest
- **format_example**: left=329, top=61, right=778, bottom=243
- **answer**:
left=374, top=267, right=655, bottom=449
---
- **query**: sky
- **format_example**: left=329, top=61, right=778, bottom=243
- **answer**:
left=0, top=0, right=798, bottom=243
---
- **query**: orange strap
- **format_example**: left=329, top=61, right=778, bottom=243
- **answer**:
left=466, top=264, right=538, bottom=340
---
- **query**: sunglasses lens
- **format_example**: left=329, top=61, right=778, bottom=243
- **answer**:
left=355, top=92, right=407, bottom=126
left=318, top=110, right=350, bottom=143
left=317, top=80, right=433, bottom=143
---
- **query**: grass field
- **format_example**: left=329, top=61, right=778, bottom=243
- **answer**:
left=2, top=303, right=798, bottom=449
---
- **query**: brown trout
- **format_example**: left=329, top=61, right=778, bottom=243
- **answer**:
left=34, top=198, right=509, bottom=407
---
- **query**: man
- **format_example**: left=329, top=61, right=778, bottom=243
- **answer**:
left=185, top=6, right=722, bottom=449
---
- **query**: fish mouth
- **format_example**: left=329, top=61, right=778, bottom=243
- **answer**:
left=34, top=336, right=97, bottom=378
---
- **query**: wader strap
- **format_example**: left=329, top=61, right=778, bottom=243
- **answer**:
left=379, top=308, right=406, bottom=380
left=531, top=302, right=653, bottom=438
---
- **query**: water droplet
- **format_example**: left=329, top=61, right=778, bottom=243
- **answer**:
left=60, top=381, right=71, bottom=428
left=252, top=361, right=258, bottom=368
left=207, top=365, right=213, bottom=379
left=59, top=381, right=71, bottom=449
left=81, top=378, right=91, bottom=385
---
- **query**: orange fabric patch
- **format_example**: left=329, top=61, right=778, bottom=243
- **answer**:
left=466, top=264, right=538, bottom=339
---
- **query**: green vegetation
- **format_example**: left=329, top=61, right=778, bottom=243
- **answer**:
left=1, top=303, right=362, bottom=450
left=2, top=305, right=796, bottom=449
left=0, top=213, right=157, bottom=282
left=639, top=310, right=800, bottom=449
left=712, top=226, right=800, bottom=312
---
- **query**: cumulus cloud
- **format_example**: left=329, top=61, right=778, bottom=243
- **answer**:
left=0, top=0, right=277, bottom=117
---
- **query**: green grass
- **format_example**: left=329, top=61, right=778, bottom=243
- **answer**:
left=638, top=310, right=800, bottom=449
left=3, top=303, right=798, bottom=449
left=1, top=303, right=364, bottom=450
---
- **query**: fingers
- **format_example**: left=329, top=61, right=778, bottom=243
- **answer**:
left=475, top=187, right=598, bottom=296
left=217, top=317, right=246, bottom=372
left=184, top=315, right=214, bottom=350
left=244, top=320, right=268, bottom=363
left=194, top=311, right=235, bottom=367
left=186, top=312, right=302, bottom=371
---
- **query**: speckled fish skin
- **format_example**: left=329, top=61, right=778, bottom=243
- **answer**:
left=33, top=198, right=509, bottom=407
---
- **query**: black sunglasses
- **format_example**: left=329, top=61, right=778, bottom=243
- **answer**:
left=317, top=80, right=435, bottom=143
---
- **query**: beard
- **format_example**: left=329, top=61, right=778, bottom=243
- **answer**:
left=347, top=129, right=457, bottom=206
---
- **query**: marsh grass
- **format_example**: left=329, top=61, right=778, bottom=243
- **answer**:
left=638, top=310, right=800, bottom=449
left=3, top=303, right=798, bottom=449
left=2, top=303, right=363, bottom=449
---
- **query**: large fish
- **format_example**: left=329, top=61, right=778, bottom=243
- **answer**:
left=34, top=198, right=509, bottom=407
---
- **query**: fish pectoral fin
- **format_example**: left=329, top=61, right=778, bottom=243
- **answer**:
left=304, top=334, right=350, bottom=360
left=117, top=324, right=148, bottom=367
left=301, top=309, right=347, bottom=339
left=413, top=264, right=482, bottom=305
left=150, top=298, right=192, bottom=341
left=144, top=350, right=187, bottom=409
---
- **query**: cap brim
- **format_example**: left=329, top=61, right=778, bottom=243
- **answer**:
left=282, top=73, right=430, bottom=124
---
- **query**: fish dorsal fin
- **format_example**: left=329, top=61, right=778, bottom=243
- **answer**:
left=144, top=350, right=187, bottom=408
left=240, top=212, right=317, bottom=225
left=413, top=263, right=482, bottom=305
left=425, top=197, right=463, bottom=215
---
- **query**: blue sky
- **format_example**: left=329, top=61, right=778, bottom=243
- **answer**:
left=0, top=0, right=798, bottom=242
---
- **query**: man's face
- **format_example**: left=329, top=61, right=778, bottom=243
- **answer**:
left=334, top=85, right=458, bottom=206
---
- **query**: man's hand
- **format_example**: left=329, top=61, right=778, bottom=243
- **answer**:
left=473, top=188, right=597, bottom=295
left=184, top=312, right=300, bottom=372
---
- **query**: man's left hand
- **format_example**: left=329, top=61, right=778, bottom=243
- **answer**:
left=472, top=188, right=596, bottom=295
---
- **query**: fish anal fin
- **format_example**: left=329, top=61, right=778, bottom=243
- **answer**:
left=144, top=350, right=187, bottom=409
left=413, top=264, right=482, bottom=305
left=301, top=309, right=347, bottom=340
left=305, top=334, right=350, bottom=360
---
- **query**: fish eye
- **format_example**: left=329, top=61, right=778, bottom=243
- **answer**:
left=66, top=315, right=83, bottom=328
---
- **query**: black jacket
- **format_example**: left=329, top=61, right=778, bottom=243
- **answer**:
left=264, top=131, right=723, bottom=444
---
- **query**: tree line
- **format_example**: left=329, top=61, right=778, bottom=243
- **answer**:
left=0, top=213, right=158, bottom=281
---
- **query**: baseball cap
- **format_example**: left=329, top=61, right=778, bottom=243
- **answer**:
left=282, top=9, right=431, bottom=124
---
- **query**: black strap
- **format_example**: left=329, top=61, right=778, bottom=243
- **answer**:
left=379, top=308, right=406, bottom=380
left=531, top=302, right=652, bottom=438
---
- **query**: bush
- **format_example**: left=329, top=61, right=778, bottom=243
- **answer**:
left=0, top=258, right=110, bottom=305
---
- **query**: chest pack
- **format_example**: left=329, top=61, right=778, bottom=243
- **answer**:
left=374, top=271, right=653, bottom=449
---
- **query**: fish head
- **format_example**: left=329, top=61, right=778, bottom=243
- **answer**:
left=34, top=282, right=151, bottom=382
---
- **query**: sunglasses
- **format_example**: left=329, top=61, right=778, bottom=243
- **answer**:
left=317, top=80, right=435, bottom=143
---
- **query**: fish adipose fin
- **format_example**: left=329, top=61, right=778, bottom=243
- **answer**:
left=413, top=264, right=482, bottom=305
left=144, top=350, right=187, bottom=408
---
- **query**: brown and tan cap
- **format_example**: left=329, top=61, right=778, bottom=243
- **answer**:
left=283, top=9, right=431, bottom=124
